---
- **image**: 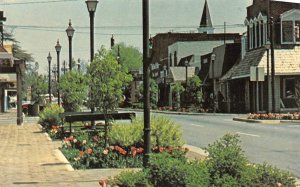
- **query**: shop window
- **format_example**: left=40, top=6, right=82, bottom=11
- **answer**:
left=284, top=78, right=295, bottom=98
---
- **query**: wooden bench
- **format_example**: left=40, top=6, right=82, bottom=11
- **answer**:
left=59, top=112, right=136, bottom=135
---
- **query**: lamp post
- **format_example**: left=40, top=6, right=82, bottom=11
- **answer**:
left=269, top=17, right=276, bottom=113
left=185, top=60, right=188, bottom=105
left=47, top=52, right=52, bottom=103
left=55, top=40, right=62, bottom=106
left=66, top=19, right=75, bottom=71
left=117, top=45, right=120, bottom=64
left=211, top=53, right=216, bottom=113
left=265, top=41, right=271, bottom=113
left=86, top=0, right=98, bottom=62
left=143, top=0, right=150, bottom=168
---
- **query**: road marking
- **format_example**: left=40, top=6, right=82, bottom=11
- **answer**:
left=236, top=132, right=260, bottom=137
left=288, top=125, right=300, bottom=128
left=189, top=124, right=204, bottom=128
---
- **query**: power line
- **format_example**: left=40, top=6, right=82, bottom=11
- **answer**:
left=0, top=0, right=80, bottom=6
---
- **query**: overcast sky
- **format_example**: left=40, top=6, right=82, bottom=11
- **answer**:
left=1, top=0, right=252, bottom=74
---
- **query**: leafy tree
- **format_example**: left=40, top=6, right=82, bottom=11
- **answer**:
left=31, top=74, right=48, bottom=104
left=59, top=71, right=88, bottom=112
left=138, top=78, right=158, bottom=109
left=4, top=32, right=34, bottom=62
left=87, top=47, right=133, bottom=145
left=111, top=42, right=142, bottom=70
left=187, top=75, right=203, bottom=106
left=171, top=82, right=185, bottom=108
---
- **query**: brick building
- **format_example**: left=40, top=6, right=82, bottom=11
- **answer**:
left=222, top=0, right=300, bottom=113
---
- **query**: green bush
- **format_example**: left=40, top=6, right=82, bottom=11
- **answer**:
left=109, top=116, right=184, bottom=149
left=205, top=134, right=296, bottom=187
left=205, top=134, right=249, bottom=185
left=243, top=163, right=296, bottom=187
left=108, top=119, right=144, bottom=148
left=38, top=104, right=64, bottom=129
left=116, top=170, right=152, bottom=187
left=147, top=152, right=210, bottom=187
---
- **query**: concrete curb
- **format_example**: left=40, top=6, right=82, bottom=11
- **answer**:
left=233, top=117, right=300, bottom=124
left=118, top=108, right=242, bottom=117
left=233, top=117, right=281, bottom=124
left=184, top=144, right=208, bottom=157
left=54, top=149, right=75, bottom=171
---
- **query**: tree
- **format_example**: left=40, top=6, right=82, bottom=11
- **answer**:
left=87, top=47, right=133, bottom=146
left=59, top=71, right=88, bottom=112
left=138, top=78, right=158, bottom=109
left=31, top=74, right=48, bottom=105
left=187, top=75, right=203, bottom=106
left=111, top=42, right=143, bottom=70
left=4, top=32, right=34, bottom=62
left=171, top=82, right=185, bottom=108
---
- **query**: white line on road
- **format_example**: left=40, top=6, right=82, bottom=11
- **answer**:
left=189, top=124, right=204, bottom=128
left=236, top=132, right=260, bottom=137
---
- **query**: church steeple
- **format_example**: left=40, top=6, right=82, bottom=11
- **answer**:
left=198, top=0, right=214, bottom=34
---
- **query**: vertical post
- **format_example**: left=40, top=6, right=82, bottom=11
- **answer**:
left=266, top=48, right=270, bottom=113
left=270, top=17, right=276, bottom=113
left=0, top=11, right=6, bottom=47
left=90, top=11, right=95, bottom=62
left=143, top=0, right=151, bottom=168
left=256, top=67, right=259, bottom=113
left=16, top=63, right=23, bottom=125
left=57, top=51, right=61, bottom=106
left=68, top=37, right=72, bottom=70
left=48, top=61, right=52, bottom=103
left=212, top=58, right=216, bottom=113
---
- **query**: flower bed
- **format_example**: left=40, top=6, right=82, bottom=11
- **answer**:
left=248, top=112, right=300, bottom=120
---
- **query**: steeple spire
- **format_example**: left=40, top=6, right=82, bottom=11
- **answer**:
left=198, top=0, right=214, bottom=34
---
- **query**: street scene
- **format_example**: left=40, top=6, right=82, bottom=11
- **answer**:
left=1, top=0, right=300, bottom=186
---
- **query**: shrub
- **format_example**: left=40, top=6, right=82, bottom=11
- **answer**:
left=147, top=152, right=210, bottom=187
left=38, top=103, right=64, bottom=129
left=248, top=163, right=296, bottom=187
left=109, top=116, right=184, bottom=149
left=108, top=119, right=144, bottom=148
left=116, top=170, right=151, bottom=187
left=205, top=134, right=249, bottom=185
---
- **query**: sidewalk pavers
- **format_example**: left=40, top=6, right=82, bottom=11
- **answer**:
left=0, top=122, right=126, bottom=186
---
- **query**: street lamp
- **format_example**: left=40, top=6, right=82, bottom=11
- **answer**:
left=66, top=19, right=75, bottom=71
left=47, top=52, right=52, bottom=103
left=55, top=40, right=62, bottom=106
left=265, top=41, right=271, bottom=113
left=211, top=53, right=216, bottom=113
left=269, top=17, right=276, bottom=113
left=86, top=0, right=98, bottom=62
left=185, top=60, right=189, bottom=106
left=143, top=0, right=150, bottom=168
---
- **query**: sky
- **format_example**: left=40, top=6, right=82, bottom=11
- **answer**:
left=1, top=0, right=253, bottom=74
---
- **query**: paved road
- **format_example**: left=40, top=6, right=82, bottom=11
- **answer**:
left=135, top=111, right=300, bottom=178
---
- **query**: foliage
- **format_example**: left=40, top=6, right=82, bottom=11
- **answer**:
left=147, top=152, right=210, bottom=187
left=116, top=170, right=151, bottom=187
left=138, top=79, right=158, bottom=109
left=187, top=75, right=203, bottom=105
left=205, top=134, right=248, bottom=185
left=109, top=116, right=184, bottom=149
left=31, top=74, right=48, bottom=104
left=205, top=134, right=296, bottom=187
left=87, top=47, right=133, bottom=113
left=111, top=42, right=143, bottom=70
left=248, top=112, right=300, bottom=120
left=38, top=103, right=64, bottom=129
left=242, top=163, right=296, bottom=187
left=150, top=116, right=184, bottom=148
left=59, top=71, right=88, bottom=112
left=171, top=82, right=185, bottom=108
left=4, top=32, right=34, bottom=62
left=108, top=120, right=144, bottom=148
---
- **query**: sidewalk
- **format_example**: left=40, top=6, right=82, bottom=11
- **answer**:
left=0, top=122, right=128, bottom=187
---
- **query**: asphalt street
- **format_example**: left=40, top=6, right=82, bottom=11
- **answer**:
left=148, top=112, right=300, bottom=178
